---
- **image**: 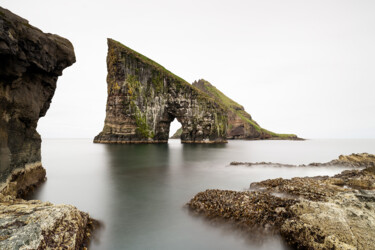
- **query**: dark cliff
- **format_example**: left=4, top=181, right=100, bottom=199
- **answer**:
left=94, top=39, right=228, bottom=144
left=192, top=79, right=298, bottom=140
left=0, top=8, right=94, bottom=249
left=0, top=7, right=76, bottom=195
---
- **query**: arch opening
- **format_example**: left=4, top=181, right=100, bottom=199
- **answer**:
left=169, top=118, right=182, bottom=140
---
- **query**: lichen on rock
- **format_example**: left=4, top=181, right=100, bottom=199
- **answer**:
left=0, top=195, right=94, bottom=250
left=94, top=39, right=228, bottom=144
left=187, top=153, right=375, bottom=249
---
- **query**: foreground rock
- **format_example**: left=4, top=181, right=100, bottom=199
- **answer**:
left=0, top=195, right=94, bottom=249
left=0, top=7, right=95, bottom=249
left=192, top=79, right=299, bottom=140
left=94, top=39, right=228, bottom=144
left=188, top=153, right=375, bottom=249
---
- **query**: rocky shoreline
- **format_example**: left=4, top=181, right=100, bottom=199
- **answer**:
left=231, top=153, right=375, bottom=168
left=0, top=162, right=97, bottom=249
left=188, top=153, right=375, bottom=249
left=0, top=194, right=96, bottom=249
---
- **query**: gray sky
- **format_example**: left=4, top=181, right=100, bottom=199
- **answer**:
left=2, top=0, right=375, bottom=138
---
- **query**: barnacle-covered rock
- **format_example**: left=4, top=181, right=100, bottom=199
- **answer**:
left=188, top=153, right=375, bottom=249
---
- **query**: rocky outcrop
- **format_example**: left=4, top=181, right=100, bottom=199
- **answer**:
left=192, top=79, right=299, bottom=140
left=231, top=152, right=375, bottom=168
left=94, top=39, right=228, bottom=144
left=0, top=7, right=75, bottom=194
left=0, top=7, right=95, bottom=250
left=0, top=195, right=94, bottom=249
left=188, top=153, right=375, bottom=249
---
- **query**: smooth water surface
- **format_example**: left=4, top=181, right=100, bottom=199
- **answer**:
left=30, top=139, right=375, bottom=250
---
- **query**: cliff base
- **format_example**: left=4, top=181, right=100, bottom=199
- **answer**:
left=0, top=162, right=46, bottom=198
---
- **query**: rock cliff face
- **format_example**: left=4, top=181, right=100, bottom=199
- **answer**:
left=0, top=7, right=93, bottom=250
left=94, top=39, right=228, bottom=144
left=0, top=7, right=75, bottom=195
left=188, top=153, right=375, bottom=249
left=192, top=79, right=298, bottom=140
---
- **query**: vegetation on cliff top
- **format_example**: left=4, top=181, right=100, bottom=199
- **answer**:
left=193, top=79, right=297, bottom=139
left=107, top=39, right=228, bottom=112
left=195, top=79, right=244, bottom=111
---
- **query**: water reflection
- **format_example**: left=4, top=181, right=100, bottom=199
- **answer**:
left=30, top=139, right=375, bottom=250
left=100, top=141, right=288, bottom=250
left=103, top=144, right=172, bottom=249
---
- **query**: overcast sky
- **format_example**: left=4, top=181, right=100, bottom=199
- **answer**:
left=2, top=0, right=375, bottom=139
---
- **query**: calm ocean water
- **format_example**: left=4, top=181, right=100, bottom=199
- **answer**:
left=29, top=139, right=375, bottom=250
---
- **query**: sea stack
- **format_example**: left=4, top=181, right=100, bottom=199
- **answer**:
left=94, top=39, right=228, bottom=144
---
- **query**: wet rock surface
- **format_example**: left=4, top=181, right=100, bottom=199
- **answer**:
left=94, top=39, right=228, bottom=144
left=188, top=153, right=375, bottom=249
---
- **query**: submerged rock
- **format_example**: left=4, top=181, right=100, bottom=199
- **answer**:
left=188, top=153, right=375, bottom=249
left=94, top=39, right=228, bottom=144
left=192, top=79, right=299, bottom=140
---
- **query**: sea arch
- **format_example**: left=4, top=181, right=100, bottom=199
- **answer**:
left=94, top=39, right=227, bottom=144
